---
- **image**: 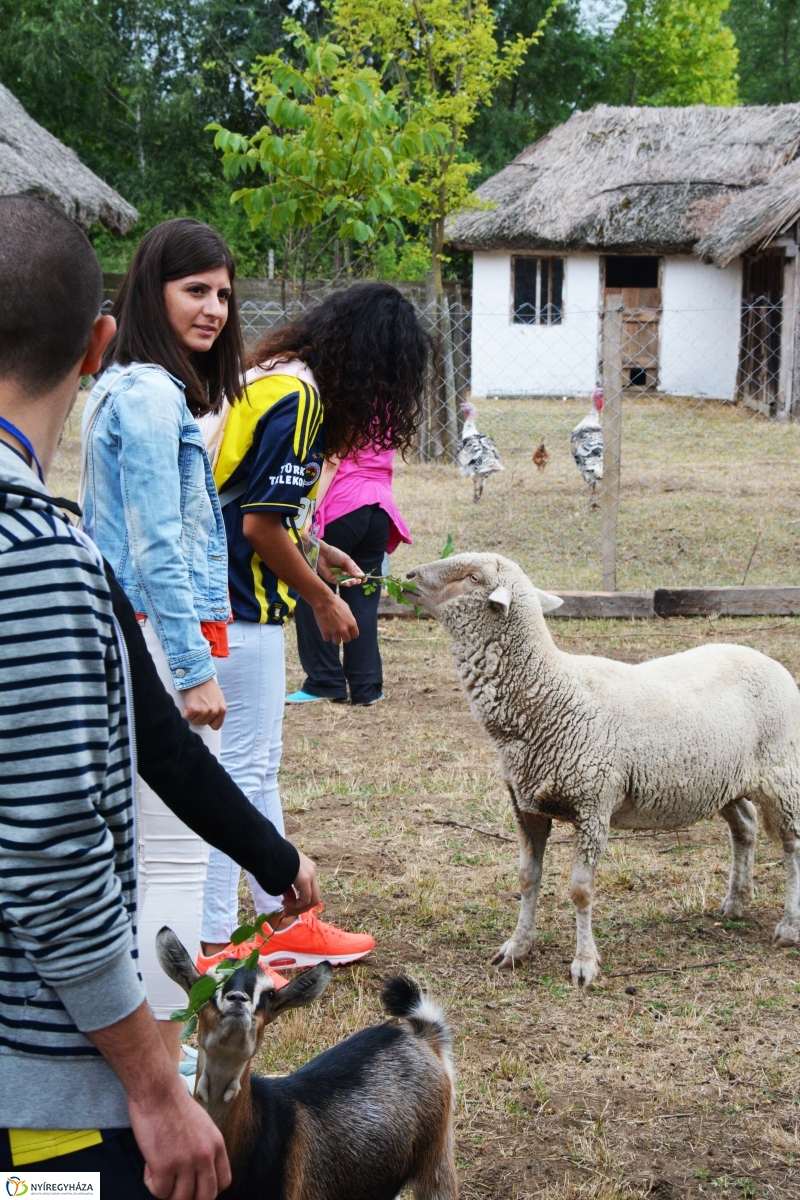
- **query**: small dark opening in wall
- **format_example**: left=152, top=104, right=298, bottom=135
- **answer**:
left=605, top=256, right=660, bottom=288
left=629, top=366, right=648, bottom=387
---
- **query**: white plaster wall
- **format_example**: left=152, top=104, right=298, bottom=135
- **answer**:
left=470, top=252, right=600, bottom=396
left=659, top=256, right=742, bottom=399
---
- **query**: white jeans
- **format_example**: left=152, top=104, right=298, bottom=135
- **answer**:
left=137, top=621, right=218, bottom=1019
left=201, top=622, right=286, bottom=944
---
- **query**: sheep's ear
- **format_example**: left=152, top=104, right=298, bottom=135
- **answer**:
left=156, top=927, right=201, bottom=995
left=488, top=585, right=512, bottom=616
left=535, top=589, right=564, bottom=614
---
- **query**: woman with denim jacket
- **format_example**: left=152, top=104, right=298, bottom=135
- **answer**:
left=81, top=218, right=249, bottom=1067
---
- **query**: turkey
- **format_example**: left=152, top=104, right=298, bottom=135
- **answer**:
left=570, top=387, right=604, bottom=507
left=457, top=401, right=504, bottom=503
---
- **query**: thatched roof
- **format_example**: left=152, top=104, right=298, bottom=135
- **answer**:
left=447, top=104, right=800, bottom=267
left=0, top=83, right=138, bottom=234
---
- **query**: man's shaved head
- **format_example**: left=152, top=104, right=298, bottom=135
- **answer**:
left=0, top=196, right=103, bottom=396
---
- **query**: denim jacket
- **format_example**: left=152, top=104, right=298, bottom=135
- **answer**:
left=81, top=362, right=229, bottom=691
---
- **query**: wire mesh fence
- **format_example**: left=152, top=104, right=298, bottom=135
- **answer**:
left=236, top=286, right=800, bottom=594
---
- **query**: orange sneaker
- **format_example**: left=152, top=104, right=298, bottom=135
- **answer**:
left=257, top=906, right=375, bottom=969
left=196, top=941, right=289, bottom=989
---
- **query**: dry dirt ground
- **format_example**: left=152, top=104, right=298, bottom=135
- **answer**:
left=267, top=617, right=800, bottom=1200
left=54, top=397, right=800, bottom=1198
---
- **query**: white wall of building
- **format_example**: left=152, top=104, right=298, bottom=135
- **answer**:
left=470, top=250, right=744, bottom=401
left=470, top=252, right=600, bottom=397
left=659, top=256, right=743, bottom=400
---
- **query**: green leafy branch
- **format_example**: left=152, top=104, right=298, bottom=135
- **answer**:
left=170, top=910, right=282, bottom=1036
left=333, top=533, right=455, bottom=615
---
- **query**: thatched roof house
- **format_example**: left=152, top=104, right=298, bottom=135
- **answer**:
left=450, top=105, right=800, bottom=415
left=448, top=104, right=800, bottom=268
left=0, top=83, right=138, bottom=234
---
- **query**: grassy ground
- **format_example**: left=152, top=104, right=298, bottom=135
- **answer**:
left=267, top=617, right=800, bottom=1200
left=388, top=395, right=800, bottom=592
left=53, top=395, right=799, bottom=1198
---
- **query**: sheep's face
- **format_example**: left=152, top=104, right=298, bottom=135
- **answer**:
left=406, top=553, right=563, bottom=625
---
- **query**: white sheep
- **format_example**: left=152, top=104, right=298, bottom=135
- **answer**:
left=406, top=553, right=800, bottom=988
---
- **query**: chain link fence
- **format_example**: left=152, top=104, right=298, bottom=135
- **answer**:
left=232, top=282, right=800, bottom=595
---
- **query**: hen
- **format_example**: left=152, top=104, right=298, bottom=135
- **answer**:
left=570, top=387, right=604, bottom=507
left=457, top=402, right=503, bottom=503
left=532, top=437, right=549, bottom=472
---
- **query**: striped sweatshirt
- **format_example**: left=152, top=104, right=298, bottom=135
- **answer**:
left=0, top=444, right=144, bottom=1129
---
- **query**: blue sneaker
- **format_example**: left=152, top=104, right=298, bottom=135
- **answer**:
left=285, top=690, right=327, bottom=704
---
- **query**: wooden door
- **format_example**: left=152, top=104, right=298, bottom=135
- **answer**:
left=737, top=254, right=783, bottom=416
left=603, top=285, right=662, bottom=390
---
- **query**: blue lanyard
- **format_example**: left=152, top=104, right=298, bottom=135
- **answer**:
left=0, top=417, right=45, bottom=482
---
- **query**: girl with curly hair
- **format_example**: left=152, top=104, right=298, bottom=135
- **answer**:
left=200, top=282, right=429, bottom=967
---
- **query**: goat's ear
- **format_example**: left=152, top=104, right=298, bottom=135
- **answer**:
left=156, top=927, right=201, bottom=995
left=535, top=588, right=563, bottom=614
left=487, top=585, right=511, bottom=616
left=264, top=962, right=333, bottom=1020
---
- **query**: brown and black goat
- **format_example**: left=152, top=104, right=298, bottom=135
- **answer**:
left=156, top=927, right=458, bottom=1200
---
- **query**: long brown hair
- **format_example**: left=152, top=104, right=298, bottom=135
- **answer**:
left=248, top=284, right=429, bottom=458
left=102, top=218, right=245, bottom=415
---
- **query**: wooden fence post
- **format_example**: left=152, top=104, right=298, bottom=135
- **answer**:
left=436, top=292, right=458, bottom=460
left=779, top=245, right=799, bottom=419
left=600, top=295, right=625, bottom=591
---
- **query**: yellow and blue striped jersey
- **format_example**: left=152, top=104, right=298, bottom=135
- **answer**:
left=216, top=375, right=324, bottom=624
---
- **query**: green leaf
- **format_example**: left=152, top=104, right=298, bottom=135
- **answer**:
left=188, top=975, right=219, bottom=1008
left=440, top=533, right=455, bottom=558
left=230, top=922, right=257, bottom=945
left=169, top=1006, right=193, bottom=1023
left=254, top=911, right=283, bottom=932
left=351, top=219, right=373, bottom=243
left=180, top=1014, right=198, bottom=1040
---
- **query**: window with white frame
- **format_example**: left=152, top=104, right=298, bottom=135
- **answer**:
left=512, top=256, right=564, bottom=325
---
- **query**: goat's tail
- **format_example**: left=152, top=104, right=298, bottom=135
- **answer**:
left=381, top=975, right=452, bottom=1065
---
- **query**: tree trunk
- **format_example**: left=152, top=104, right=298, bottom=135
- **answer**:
left=429, top=216, right=445, bottom=297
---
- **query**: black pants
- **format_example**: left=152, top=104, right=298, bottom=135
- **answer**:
left=295, top=504, right=390, bottom=705
left=2, top=1130, right=151, bottom=1198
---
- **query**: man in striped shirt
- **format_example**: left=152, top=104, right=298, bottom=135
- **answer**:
left=0, top=197, right=316, bottom=1197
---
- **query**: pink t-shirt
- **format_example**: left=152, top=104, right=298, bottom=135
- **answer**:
left=316, top=446, right=411, bottom=554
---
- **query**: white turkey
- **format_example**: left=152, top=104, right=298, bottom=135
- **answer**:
left=570, top=387, right=604, bottom=507
left=457, top=402, right=504, bottom=503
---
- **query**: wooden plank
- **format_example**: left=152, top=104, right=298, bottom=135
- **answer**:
left=379, top=588, right=800, bottom=621
left=655, top=587, right=800, bottom=617
left=378, top=592, right=654, bottom=619
left=553, top=592, right=654, bottom=619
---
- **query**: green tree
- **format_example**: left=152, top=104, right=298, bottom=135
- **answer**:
left=726, top=0, right=800, bottom=104
left=0, top=0, right=297, bottom=269
left=210, top=22, right=444, bottom=286
left=468, top=0, right=609, bottom=183
left=606, top=0, right=738, bottom=105
left=331, top=0, right=558, bottom=292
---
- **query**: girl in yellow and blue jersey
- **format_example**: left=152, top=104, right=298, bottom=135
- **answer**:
left=200, top=283, right=430, bottom=969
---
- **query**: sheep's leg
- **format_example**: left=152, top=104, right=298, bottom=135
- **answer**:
left=752, top=781, right=800, bottom=946
left=491, top=810, right=551, bottom=969
left=719, top=798, right=758, bottom=918
left=569, top=821, right=608, bottom=989
left=773, top=832, right=800, bottom=947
